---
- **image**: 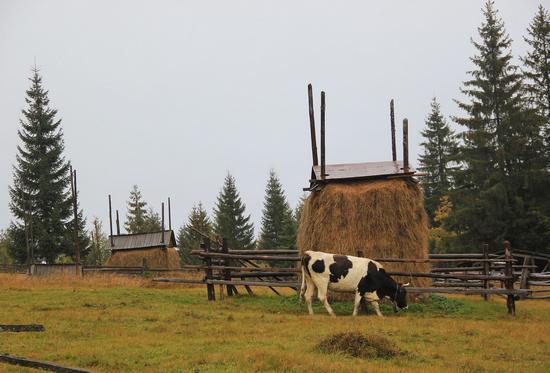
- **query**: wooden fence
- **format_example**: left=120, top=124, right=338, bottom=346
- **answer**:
left=152, top=239, right=549, bottom=316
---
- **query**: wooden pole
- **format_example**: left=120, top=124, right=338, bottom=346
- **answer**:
left=390, top=99, right=397, bottom=162
left=203, top=239, right=215, bottom=301
left=308, top=84, right=319, bottom=167
left=70, top=167, right=80, bottom=267
left=222, top=238, right=234, bottom=296
left=519, top=255, right=531, bottom=300
left=403, top=118, right=409, bottom=172
left=503, top=241, right=516, bottom=315
left=115, top=210, right=120, bottom=235
left=168, top=197, right=172, bottom=231
left=482, top=244, right=490, bottom=301
left=108, top=195, right=114, bottom=247
left=320, top=91, right=326, bottom=180
left=161, top=202, right=165, bottom=243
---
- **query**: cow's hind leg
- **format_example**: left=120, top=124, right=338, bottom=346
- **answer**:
left=317, top=285, right=336, bottom=317
left=352, top=292, right=362, bottom=316
left=304, top=278, right=315, bottom=315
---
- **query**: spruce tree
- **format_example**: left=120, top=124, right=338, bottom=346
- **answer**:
left=450, top=1, right=548, bottom=251
left=258, top=170, right=295, bottom=249
left=143, top=208, right=162, bottom=232
left=84, top=218, right=110, bottom=265
left=213, top=174, right=255, bottom=249
left=9, top=68, right=73, bottom=263
left=125, top=185, right=148, bottom=233
left=178, top=202, right=212, bottom=264
left=418, top=98, right=458, bottom=222
left=523, top=5, right=550, bottom=122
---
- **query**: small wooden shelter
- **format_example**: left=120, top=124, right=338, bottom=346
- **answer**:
left=105, top=197, right=180, bottom=269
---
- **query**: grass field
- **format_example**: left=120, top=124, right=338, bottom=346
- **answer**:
left=0, top=274, right=549, bottom=373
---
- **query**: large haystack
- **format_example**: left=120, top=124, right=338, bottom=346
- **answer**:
left=298, top=178, right=430, bottom=289
left=107, top=247, right=180, bottom=269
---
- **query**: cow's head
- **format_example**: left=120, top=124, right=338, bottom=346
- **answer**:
left=392, top=283, right=409, bottom=312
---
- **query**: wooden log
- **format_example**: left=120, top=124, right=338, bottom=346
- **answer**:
left=230, top=271, right=298, bottom=278
left=483, top=243, right=490, bottom=301
left=108, top=195, right=114, bottom=247
left=0, top=353, right=96, bottom=373
left=429, top=253, right=486, bottom=258
left=228, top=249, right=298, bottom=255
left=503, top=241, right=516, bottom=315
left=221, top=238, right=234, bottom=296
left=115, top=210, right=121, bottom=235
left=405, top=287, right=529, bottom=295
left=203, top=239, right=215, bottom=301
left=528, top=273, right=550, bottom=279
left=431, top=266, right=484, bottom=273
left=390, top=99, right=396, bottom=162
left=432, top=282, right=484, bottom=288
left=307, top=84, right=319, bottom=167
left=0, top=324, right=44, bottom=332
left=528, top=280, right=550, bottom=286
left=385, top=271, right=511, bottom=281
left=402, top=118, right=409, bottom=171
left=320, top=91, right=326, bottom=180
left=182, top=265, right=300, bottom=273
left=519, top=255, right=531, bottom=300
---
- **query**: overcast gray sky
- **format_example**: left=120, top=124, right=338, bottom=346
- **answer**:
left=0, top=0, right=544, bottom=236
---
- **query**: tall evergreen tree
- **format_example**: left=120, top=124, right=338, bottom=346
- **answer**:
left=178, top=202, right=212, bottom=264
left=213, top=174, right=255, bottom=249
left=84, top=218, right=110, bottom=266
left=9, top=68, right=73, bottom=263
left=258, top=170, right=295, bottom=249
left=143, top=207, right=162, bottom=232
left=418, top=98, right=458, bottom=222
left=523, top=5, right=550, bottom=122
left=450, top=1, right=549, bottom=252
left=125, top=185, right=148, bottom=233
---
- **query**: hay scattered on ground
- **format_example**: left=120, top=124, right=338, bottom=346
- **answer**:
left=106, top=247, right=181, bottom=269
left=317, top=332, right=402, bottom=359
left=298, top=179, right=431, bottom=289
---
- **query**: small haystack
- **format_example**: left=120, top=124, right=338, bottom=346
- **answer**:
left=106, top=230, right=180, bottom=269
left=297, top=178, right=431, bottom=289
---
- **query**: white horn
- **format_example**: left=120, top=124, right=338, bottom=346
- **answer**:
left=402, top=282, right=410, bottom=287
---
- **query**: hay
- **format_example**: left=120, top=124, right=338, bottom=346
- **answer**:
left=317, top=332, right=402, bottom=359
left=297, top=178, right=431, bottom=290
left=106, top=247, right=181, bottom=269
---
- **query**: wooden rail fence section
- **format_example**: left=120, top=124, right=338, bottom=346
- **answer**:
left=150, top=239, right=549, bottom=315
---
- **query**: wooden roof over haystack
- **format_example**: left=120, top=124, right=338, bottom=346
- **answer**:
left=108, top=230, right=176, bottom=251
left=304, top=84, right=419, bottom=191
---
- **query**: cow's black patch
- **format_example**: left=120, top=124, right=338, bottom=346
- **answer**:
left=312, top=259, right=325, bottom=273
left=301, top=253, right=312, bottom=277
left=357, top=261, right=395, bottom=299
left=329, top=255, right=353, bottom=283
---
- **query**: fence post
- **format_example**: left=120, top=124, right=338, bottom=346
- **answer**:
left=221, top=238, right=234, bottom=297
left=503, top=241, right=515, bottom=315
left=203, top=238, right=216, bottom=301
left=482, top=244, right=490, bottom=301
left=519, top=255, right=531, bottom=300
left=142, top=258, right=148, bottom=276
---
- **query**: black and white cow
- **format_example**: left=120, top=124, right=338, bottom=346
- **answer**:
left=300, top=250, right=409, bottom=317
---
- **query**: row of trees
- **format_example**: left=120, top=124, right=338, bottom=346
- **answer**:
left=418, top=3, right=550, bottom=253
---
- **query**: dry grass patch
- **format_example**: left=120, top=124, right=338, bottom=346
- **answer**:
left=317, top=331, right=403, bottom=359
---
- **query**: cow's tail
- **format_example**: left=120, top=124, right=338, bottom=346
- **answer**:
left=299, top=254, right=309, bottom=303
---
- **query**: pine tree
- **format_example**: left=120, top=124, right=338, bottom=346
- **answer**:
left=213, top=174, right=255, bottom=249
left=143, top=207, right=162, bottom=232
left=418, top=98, right=458, bottom=222
left=523, top=5, right=550, bottom=122
left=0, top=230, right=13, bottom=265
left=8, top=68, right=73, bottom=263
left=125, top=185, right=148, bottom=233
left=450, top=1, right=548, bottom=251
left=84, top=218, right=110, bottom=266
left=178, top=202, right=212, bottom=264
left=63, top=206, right=90, bottom=262
left=258, top=170, right=295, bottom=249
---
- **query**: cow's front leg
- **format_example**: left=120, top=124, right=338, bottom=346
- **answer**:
left=317, top=286, right=336, bottom=317
left=352, top=292, right=362, bottom=316
left=372, top=301, right=384, bottom=318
